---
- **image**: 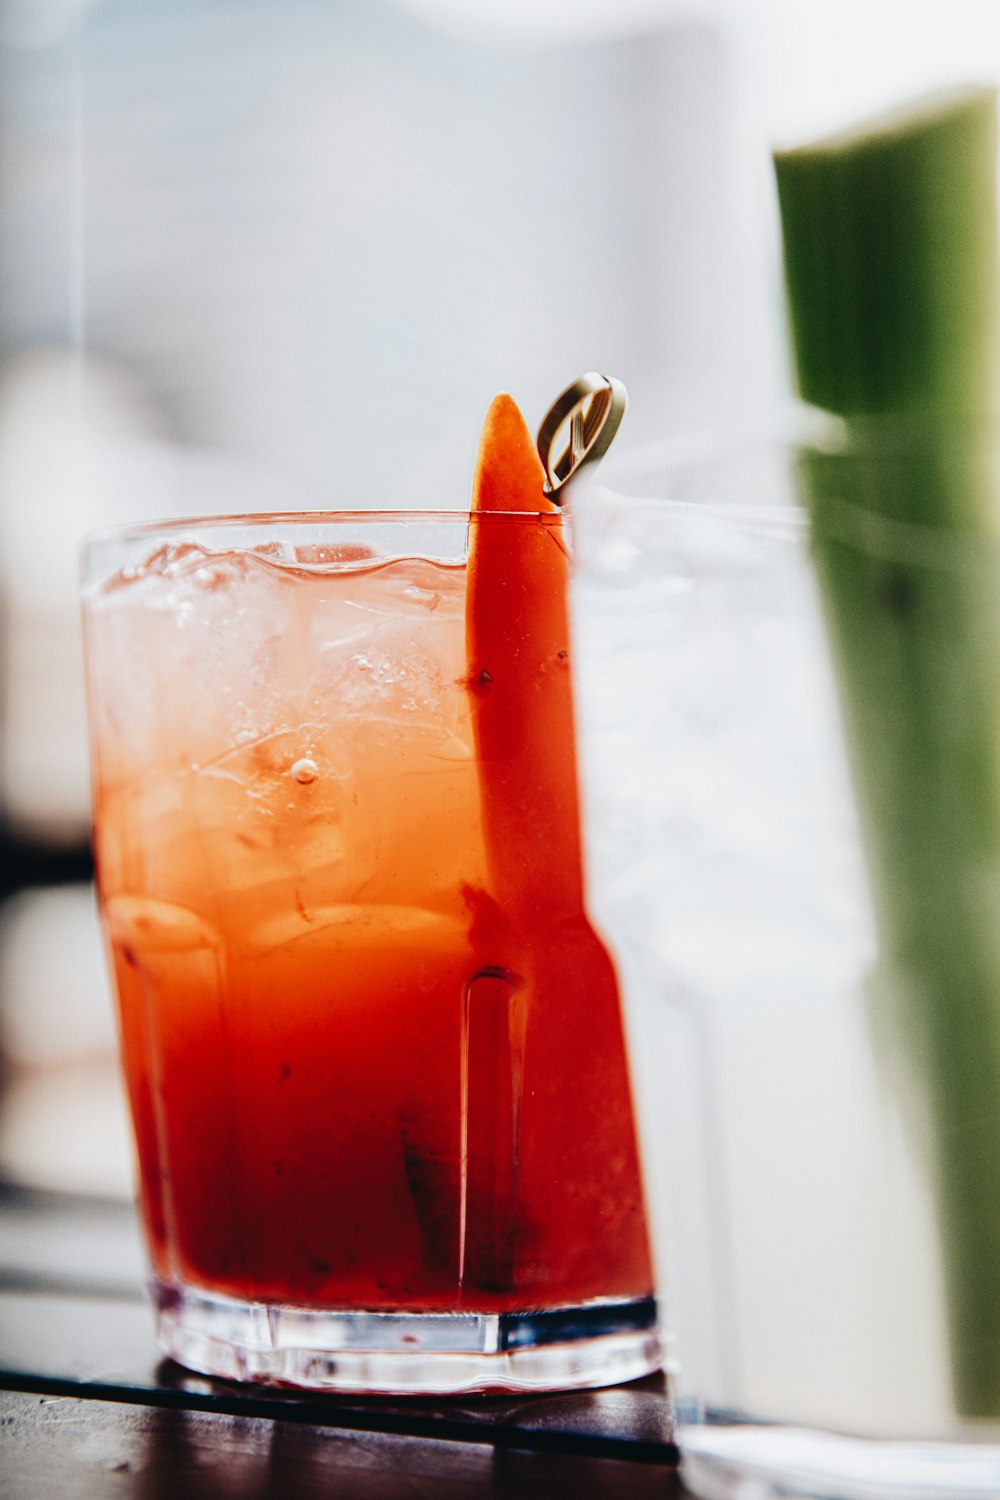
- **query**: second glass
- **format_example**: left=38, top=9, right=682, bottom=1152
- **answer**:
left=80, top=510, right=657, bottom=1395
left=570, top=429, right=1000, bottom=1497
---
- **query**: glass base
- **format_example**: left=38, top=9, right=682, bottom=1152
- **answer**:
left=681, top=1420, right=1000, bottom=1499
left=151, top=1277, right=662, bottom=1394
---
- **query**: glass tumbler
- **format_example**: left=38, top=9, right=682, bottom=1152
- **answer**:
left=569, top=428, right=1000, bottom=1496
left=80, top=510, right=657, bottom=1395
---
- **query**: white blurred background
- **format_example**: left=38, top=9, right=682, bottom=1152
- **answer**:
left=0, top=0, right=998, bottom=1199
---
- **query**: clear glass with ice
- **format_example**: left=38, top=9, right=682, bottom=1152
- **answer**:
left=569, top=433, right=1000, bottom=1497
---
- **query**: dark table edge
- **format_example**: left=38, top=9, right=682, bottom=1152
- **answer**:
left=0, top=1367, right=680, bottom=1465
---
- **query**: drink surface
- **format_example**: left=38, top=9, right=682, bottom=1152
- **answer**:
left=85, top=537, right=652, bottom=1312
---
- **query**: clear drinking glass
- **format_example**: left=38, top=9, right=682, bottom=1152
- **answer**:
left=569, top=428, right=1000, bottom=1496
left=80, top=510, right=657, bottom=1395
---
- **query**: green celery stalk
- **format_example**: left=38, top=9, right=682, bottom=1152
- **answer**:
left=776, top=87, right=999, bottom=423
left=774, top=87, right=1000, bottom=1417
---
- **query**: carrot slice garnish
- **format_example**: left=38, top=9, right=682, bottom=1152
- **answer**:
left=462, top=392, right=653, bottom=1301
left=466, top=393, right=584, bottom=918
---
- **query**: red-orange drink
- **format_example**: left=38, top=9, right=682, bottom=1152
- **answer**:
left=82, top=512, right=655, bottom=1393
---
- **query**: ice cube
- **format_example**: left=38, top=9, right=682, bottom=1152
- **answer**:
left=248, top=902, right=467, bottom=960
left=103, top=894, right=222, bottom=956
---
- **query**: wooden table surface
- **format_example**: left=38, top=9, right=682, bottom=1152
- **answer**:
left=0, top=1186, right=684, bottom=1498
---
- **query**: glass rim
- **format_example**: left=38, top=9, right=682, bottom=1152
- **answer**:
left=587, top=404, right=1000, bottom=489
left=579, top=406, right=1000, bottom=571
left=80, top=506, right=563, bottom=553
